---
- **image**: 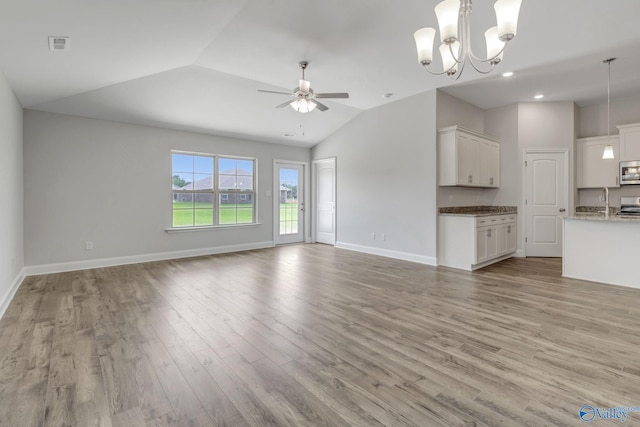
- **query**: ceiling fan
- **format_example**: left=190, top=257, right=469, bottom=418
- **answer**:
left=258, top=61, right=349, bottom=113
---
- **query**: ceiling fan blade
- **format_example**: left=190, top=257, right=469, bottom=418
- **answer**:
left=313, top=100, right=329, bottom=111
left=315, top=92, right=349, bottom=99
left=258, top=89, right=293, bottom=96
left=276, top=99, right=296, bottom=109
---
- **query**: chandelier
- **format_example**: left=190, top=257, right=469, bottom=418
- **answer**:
left=414, top=0, right=522, bottom=79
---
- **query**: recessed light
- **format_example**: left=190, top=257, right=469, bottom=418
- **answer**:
left=534, top=94, right=544, bottom=100
left=284, top=133, right=296, bottom=137
left=383, top=93, right=394, bottom=98
left=501, top=71, right=514, bottom=77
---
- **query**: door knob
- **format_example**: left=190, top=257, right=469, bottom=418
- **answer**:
left=559, top=208, right=566, bottom=212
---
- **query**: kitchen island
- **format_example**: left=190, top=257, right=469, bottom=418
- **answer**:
left=563, top=215, right=640, bottom=289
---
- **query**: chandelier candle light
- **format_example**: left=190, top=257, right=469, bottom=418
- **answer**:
left=414, top=0, right=522, bottom=79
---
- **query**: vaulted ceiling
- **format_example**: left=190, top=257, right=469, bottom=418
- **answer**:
left=2, top=0, right=640, bottom=147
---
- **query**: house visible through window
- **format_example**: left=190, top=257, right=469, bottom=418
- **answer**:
left=171, top=152, right=256, bottom=227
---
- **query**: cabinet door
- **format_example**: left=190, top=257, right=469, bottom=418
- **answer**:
left=476, top=227, right=488, bottom=264
left=457, top=133, right=480, bottom=186
left=480, top=139, right=500, bottom=187
left=620, top=126, right=640, bottom=161
left=506, top=223, right=517, bottom=253
left=579, top=137, right=619, bottom=188
left=496, top=224, right=508, bottom=255
left=486, top=226, right=498, bottom=259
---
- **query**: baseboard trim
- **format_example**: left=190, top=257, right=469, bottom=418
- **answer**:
left=24, top=241, right=275, bottom=276
left=1, top=268, right=25, bottom=319
left=335, top=242, right=437, bottom=266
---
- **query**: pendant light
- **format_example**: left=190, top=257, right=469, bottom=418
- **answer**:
left=602, top=58, right=616, bottom=160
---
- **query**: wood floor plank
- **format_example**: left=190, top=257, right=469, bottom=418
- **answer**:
left=2, top=245, right=640, bottom=426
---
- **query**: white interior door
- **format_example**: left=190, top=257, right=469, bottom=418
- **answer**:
left=314, top=158, right=336, bottom=245
left=275, top=162, right=304, bottom=245
left=524, top=151, right=568, bottom=257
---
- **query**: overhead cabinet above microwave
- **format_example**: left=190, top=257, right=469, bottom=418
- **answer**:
left=438, top=126, right=500, bottom=188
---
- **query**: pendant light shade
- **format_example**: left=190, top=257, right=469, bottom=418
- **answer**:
left=435, top=0, right=460, bottom=44
left=414, top=27, right=436, bottom=64
left=484, top=26, right=505, bottom=64
left=602, top=145, right=615, bottom=159
left=494, top=0, right=522, bottom=41
left=440, top=42, right=460, bottom=75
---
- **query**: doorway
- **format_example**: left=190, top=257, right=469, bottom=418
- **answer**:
left=274, top=162, right=305, bottom=245
left=313, top=158, right=336, bottom=245
left=524, top=150, right=569, bottom=257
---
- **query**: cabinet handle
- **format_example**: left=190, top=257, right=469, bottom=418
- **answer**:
left=507, top=225, right=511, bottom=233
left=468, top=175, right=473, bottom=183
left=490, top=177, right=494, bottom=185
left=487, top=229, right=491, bottom=238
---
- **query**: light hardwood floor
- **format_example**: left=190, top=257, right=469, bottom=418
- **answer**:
left=1, top=244, right=640, bottom=426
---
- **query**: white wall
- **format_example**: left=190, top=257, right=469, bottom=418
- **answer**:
left=577, top=91, right=640, bottom=207
left=485, top=103, right=519, bottom=207
left=23, top=110, right=310, bottom=271
left=312, top=91, right=438, bottom=264
left=0, top=72, right=24, bottom=316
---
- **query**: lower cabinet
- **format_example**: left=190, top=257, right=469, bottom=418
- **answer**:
left=439, top=214, right=517, bottom=271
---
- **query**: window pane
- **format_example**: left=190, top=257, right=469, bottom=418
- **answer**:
left=237, top=207, right=253, bottom=224
left=219, top=205, right=236, bottom=224
left=172, top=154, right=193, bottom=173
left=194, top=209, right=214, bottom=226
left=173, top=193, right=194, bottom=207
left=236, top=159, right=253, bottom=174
left=173, top=208, right=194, bottom=227
left=219, top=174, right=237, bottom=190
left=193, top=173, right=213, bottom=190
left=219, top=157, right=236, bottom=172
left=194, top=156, right=213, bottom=174
left=194, top=193, right=213, bottom=208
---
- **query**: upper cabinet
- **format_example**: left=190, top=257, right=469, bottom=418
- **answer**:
left=619, top=123, right=640, bottom=161
left=438, top=126, right=500, bottom=188
left=576, top=135, right=620, bottom=188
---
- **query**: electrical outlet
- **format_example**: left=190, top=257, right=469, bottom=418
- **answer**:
left=85, top=241, right=93, bottom=251
left=381, top=233, right=386, bottom=241
left=371, top=233, right=376, bottom=240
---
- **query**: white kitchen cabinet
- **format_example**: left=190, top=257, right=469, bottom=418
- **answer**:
left=480, top=139, right=500, bottom=187
left=618, top=123, right=640, bottom=161
left=438, top=126, right=500, bottom=188
left=576, top=135, right=620, bottom=188
left=439, top=213, right=517, bottom=271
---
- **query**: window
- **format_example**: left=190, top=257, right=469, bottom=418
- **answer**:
left=171, top=152, right=256, bottom=228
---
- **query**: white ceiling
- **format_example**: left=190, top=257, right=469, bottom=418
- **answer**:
left=2, top=0, right=640, bottom=147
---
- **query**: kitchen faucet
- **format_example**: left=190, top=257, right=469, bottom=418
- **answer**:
left=603, top=187, right=610, bottom=219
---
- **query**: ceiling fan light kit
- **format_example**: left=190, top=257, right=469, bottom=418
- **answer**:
left=258, top=61, right=349, bottom=113
left=414, top=0, right=522, bottom=79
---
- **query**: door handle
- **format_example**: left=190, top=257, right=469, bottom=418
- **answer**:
left=559, top=208, right=566, bottom=212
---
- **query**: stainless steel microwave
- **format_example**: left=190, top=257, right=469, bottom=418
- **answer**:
left=620, top=160, right=640, bottom=185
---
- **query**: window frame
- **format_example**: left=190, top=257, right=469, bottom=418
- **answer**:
left=170, top=150, right=258, bottom=229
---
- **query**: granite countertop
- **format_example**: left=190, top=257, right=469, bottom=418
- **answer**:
left=567, top=215, right=640, bottom=222
left=439, top=206, right=517, bottom=217
left=570, top=205, right=640, bottom=221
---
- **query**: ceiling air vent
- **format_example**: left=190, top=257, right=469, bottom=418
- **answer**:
left=48, top=36, right=70, bottom=51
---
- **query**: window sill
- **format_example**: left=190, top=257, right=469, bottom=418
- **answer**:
left=165, top=223, right=262, bottom=233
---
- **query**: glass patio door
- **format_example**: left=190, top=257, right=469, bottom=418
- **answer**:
left=275, top=163, right=304, bottom=244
